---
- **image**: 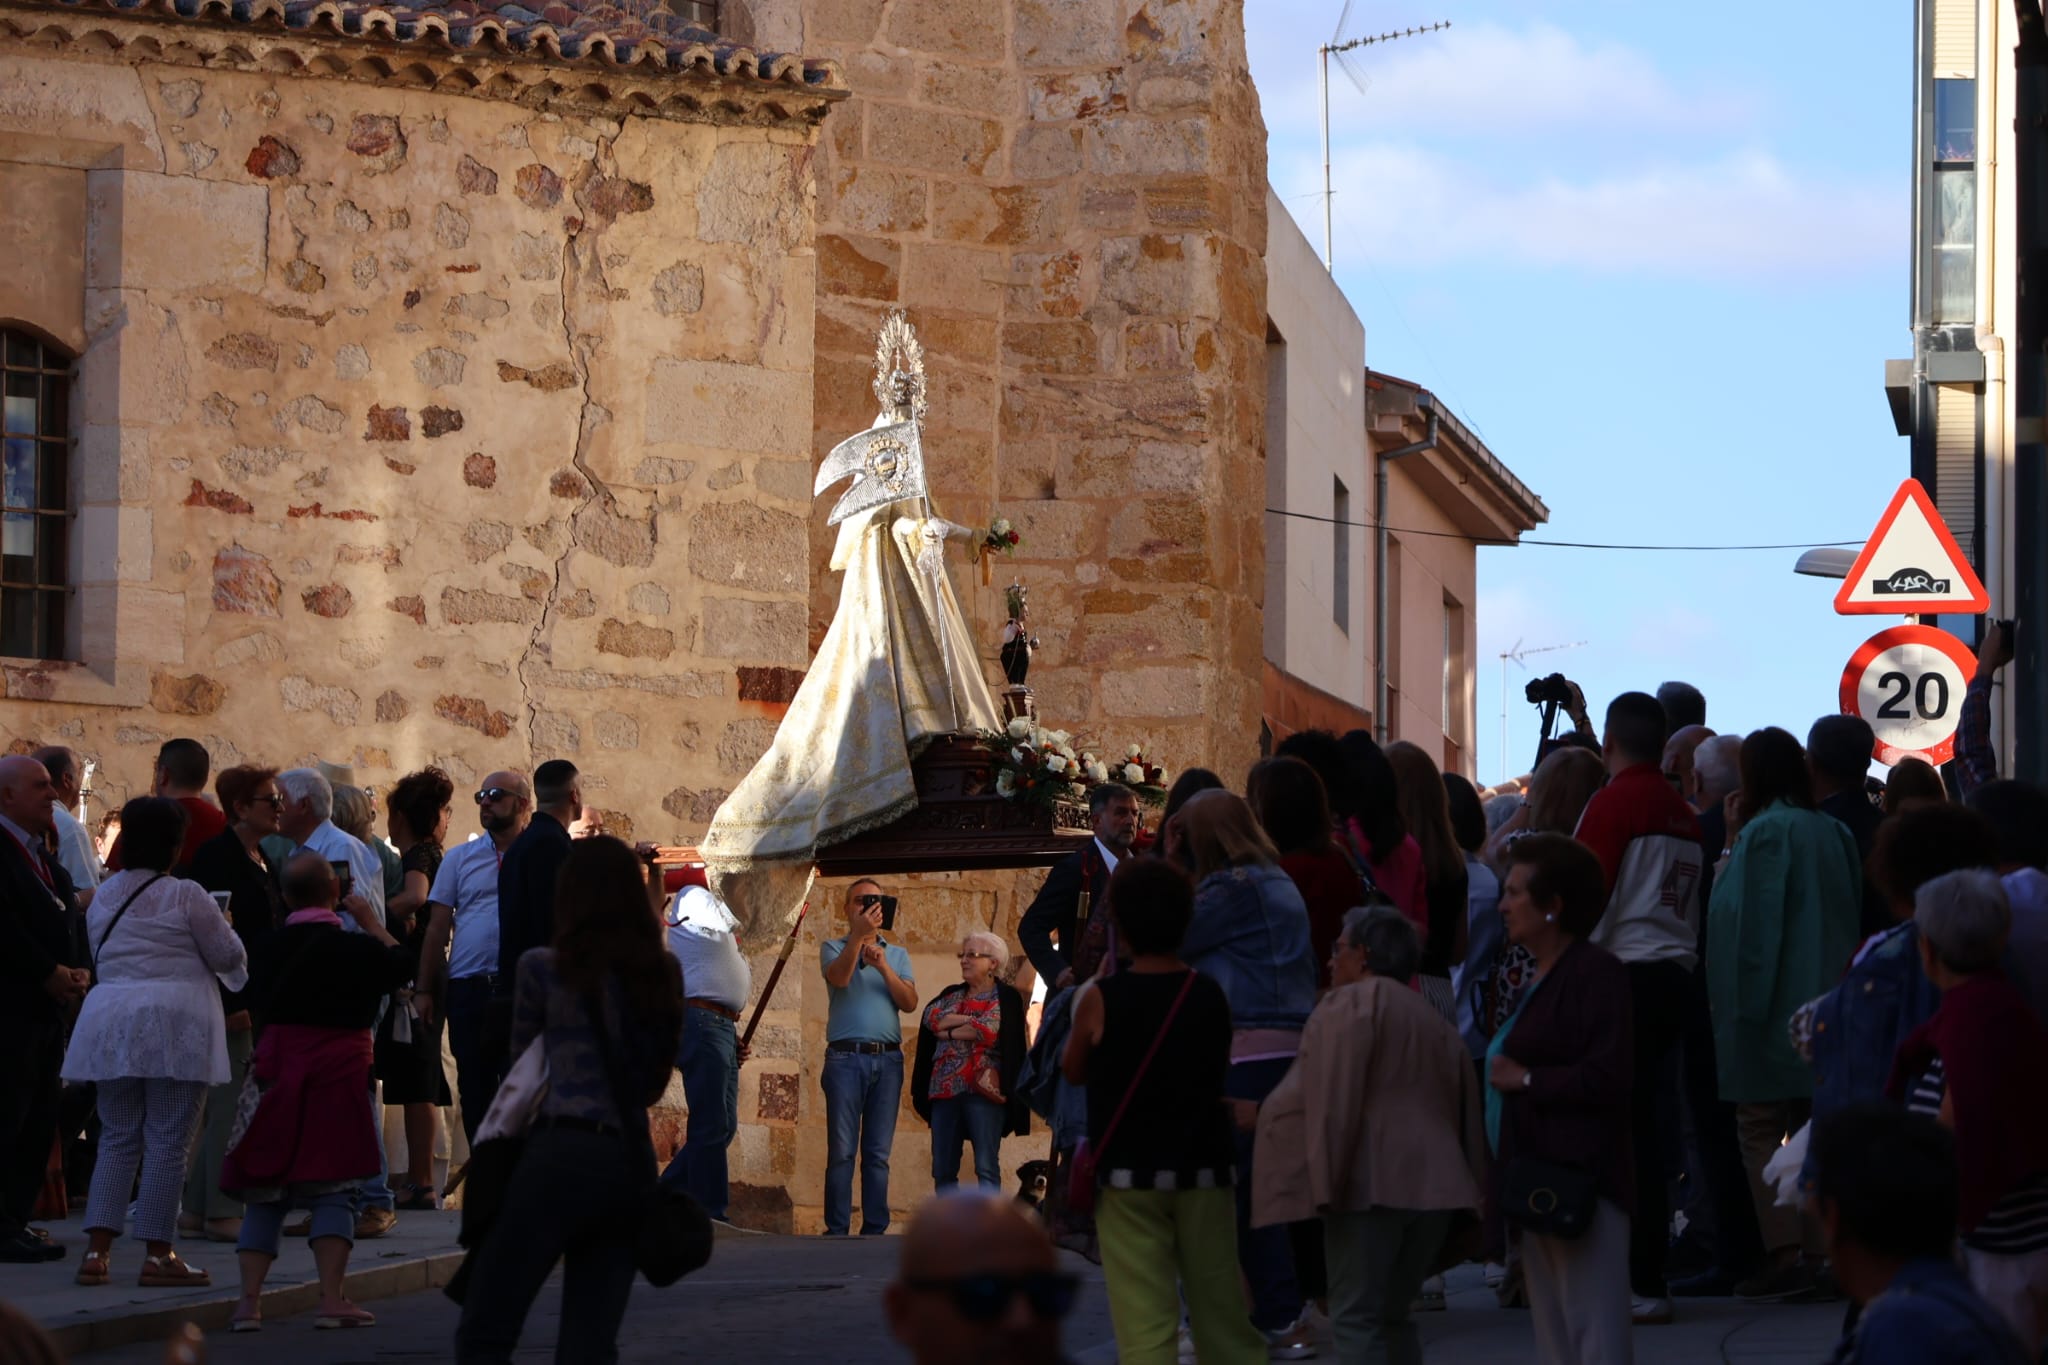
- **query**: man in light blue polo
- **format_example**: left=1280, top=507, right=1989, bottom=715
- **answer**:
left=819, top=878, right=917, bottom=1236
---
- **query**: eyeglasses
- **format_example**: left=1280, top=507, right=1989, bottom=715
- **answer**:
left=257, top=794, right=285, bottom=809
left=474, top=787, right=514, bottom=805
left=957, top=951, right=994, bottom=960
left=902, top=1272, right=1079, bottom=1324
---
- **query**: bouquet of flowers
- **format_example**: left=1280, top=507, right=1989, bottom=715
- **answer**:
left=1110, top=744, right=1170, bottom=807
left=979, top=717, right=1088, bottom=810
left=975, top=515, right=1020, bottom=584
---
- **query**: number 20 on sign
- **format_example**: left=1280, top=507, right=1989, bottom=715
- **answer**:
left=1839, top=625, right=1978, bottom=767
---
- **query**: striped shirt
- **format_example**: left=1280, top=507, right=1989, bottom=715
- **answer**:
left=1906, top=1058, right=2048, bottom=1254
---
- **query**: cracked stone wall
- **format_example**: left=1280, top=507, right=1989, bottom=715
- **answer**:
left=732, top=0, right=1270, bottom=1234
left=0, top=55, right=822, bottom=1211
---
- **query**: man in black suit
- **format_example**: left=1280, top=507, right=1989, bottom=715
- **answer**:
left=0, top=754, right=87, bottom=1263
left=1018, top=783, right=1140, bottom=991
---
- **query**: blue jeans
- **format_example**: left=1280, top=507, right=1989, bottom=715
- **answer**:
left=820, top=1048, right=902, bottom=1236
left=928, top=1095, right=1003, bottom=1192
left=658, top=1008, right=738, bottom=1220
left=447, top=975, right=503, bottom=1145
left=240, top=1188, right=354, bottom=1256
left=1227, top=1055, right=1303, bottom=1331
left=356, top=1076, right=394, bottom=1214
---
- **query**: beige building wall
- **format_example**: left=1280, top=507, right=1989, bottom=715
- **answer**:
left=1261, top=189, right=1369, bottom=705
left=0, top=22, right=834, bottom=1220
left=1380, top=466, right=1478, bottom=775
left=719, top=0, right=1272, bottom=1233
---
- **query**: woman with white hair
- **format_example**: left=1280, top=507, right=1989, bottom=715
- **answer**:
left=911, top=930, right=1030, bottom=1191
left=1888, top=868, right=2048, bottom=1355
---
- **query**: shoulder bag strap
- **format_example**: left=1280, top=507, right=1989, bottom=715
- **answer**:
left=94, top=872, right=167, bottom=964
left=1093, top=970, right=1198, bottom=1156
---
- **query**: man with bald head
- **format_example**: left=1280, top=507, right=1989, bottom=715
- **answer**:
left=885, top=1192, right=1078, bottom=1365
left=417, top=770, right=530, bottom=1143
left=0, top=755, right=88, bottom=1262
left=1662, top=724, right=1716, bottom=806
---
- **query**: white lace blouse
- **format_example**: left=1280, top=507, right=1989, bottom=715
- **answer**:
left=61, top=870, right=250, bottom=1085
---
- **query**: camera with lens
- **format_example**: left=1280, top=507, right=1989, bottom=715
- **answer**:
left=1525, top=672, right=1575, bottom=707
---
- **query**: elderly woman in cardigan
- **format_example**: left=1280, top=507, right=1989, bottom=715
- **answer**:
left=1252, top=904, right=1487, bottom=1363
left=911, top=930, right=1029, bottom=1193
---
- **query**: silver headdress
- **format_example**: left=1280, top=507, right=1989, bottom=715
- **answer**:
left=814, top=310, right=929, bottom=526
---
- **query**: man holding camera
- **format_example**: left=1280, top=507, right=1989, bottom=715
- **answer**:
left=819, top=879, right=917, bottom=1236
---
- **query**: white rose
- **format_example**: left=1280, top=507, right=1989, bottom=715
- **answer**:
left=1046, top=755, right=1068, bottom=775
left=1087, top=761, right=1110, bottom=784
left=1010, top=747, right=1026, bottom=765
left=1049, top=729, right=1071, bottom=747
left=1122, top=763, right=1144, bottom=784
left=1126, top=744, right=1143, bottom=760
left=996, top=771, right=1016, bottom=797
left=991, top=517, right=1012, bottom=536
left=1007, top=716, right=1032, bottom=739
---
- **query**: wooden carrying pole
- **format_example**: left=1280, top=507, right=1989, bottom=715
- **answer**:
left=741, top=901, right=808, bottom=1053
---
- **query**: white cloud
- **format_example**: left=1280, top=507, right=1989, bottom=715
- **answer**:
left=1272, top=140, right=1902, bottom=279
left=1251, top=18, right=1751, bottom=144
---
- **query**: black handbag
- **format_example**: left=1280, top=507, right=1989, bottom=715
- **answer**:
left=587, top=995, right=713, bottom=1288
left=1499, top=1156, right=1600, bottom=1240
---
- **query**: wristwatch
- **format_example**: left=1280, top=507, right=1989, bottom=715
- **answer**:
left=1520, top=1070, right=1533, bottom=1091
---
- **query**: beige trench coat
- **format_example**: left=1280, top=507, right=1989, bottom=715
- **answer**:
left=1252, top=975, right=1489, bottom=1227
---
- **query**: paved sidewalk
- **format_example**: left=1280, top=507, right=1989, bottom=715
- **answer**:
left=0, top=1209, right=465, bottom=1355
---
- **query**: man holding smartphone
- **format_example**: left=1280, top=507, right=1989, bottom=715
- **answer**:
left=820, top=879, right=917, bottom=1236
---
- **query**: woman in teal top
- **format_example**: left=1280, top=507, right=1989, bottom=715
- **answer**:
left=1706, top=726, right=1862, bottom=1298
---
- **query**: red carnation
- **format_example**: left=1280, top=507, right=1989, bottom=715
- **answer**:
left=1006, top=530, right=1020, bottom=544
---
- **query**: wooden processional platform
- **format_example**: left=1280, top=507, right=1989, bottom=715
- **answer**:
left=657, top=735, right=1092, bottom=878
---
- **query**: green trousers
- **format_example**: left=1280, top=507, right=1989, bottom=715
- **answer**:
left=1096, top=1185, right=1267, bottom=1365
left=1323, top=1207, right=1455, bottom=1365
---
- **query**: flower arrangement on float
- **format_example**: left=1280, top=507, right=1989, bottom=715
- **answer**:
left=976, top=720, right=1170, bottom=810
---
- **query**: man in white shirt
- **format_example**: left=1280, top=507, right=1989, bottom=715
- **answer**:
left=276, top=766, right=396, bottom=1234
left=416, top=771, right=530, bottom=1144
left=659, top=874, right=752, bottom=1222
left=277, top=767, right=385, bottom=923
left=31, top=746, right=98, bottom=908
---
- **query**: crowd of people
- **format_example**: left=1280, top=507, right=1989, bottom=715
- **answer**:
left=8, top=648, right=2048, bottom=1365
left=0, top=737, right=729, bottom=1360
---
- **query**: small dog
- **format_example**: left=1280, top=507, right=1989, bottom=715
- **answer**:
left=1014, top=1159, right=1052, bottom=1212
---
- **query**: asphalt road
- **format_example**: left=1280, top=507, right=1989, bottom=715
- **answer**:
left=72, top=1237, right=1844, bottom=1363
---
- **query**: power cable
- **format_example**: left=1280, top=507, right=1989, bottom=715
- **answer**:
left=1264, top=505, right=1860, bottom=552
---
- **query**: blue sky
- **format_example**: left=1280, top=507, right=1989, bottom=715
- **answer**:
left=1243, top=2, right=1915, bottom=782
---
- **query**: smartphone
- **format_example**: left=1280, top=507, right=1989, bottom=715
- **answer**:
left=209, top=890, right=233, bottom=925
left=859, top=892, right=899, bottom=932
left=330, top=859, right=354, bottom=901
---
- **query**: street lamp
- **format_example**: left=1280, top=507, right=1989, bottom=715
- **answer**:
left=1794, top=547, right=1857, bottom=580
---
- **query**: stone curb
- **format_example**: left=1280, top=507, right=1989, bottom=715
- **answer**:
left=46, top=1220, right=762, bottom=1354
left=46, top=1249, right=466, bottom=1356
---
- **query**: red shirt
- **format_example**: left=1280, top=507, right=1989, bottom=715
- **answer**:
left=109, top=795, right=228, bottom=873
left=1279, top=847, right=1363, bottom=987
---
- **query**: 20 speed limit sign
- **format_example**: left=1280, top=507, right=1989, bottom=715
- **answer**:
left=1838, top=625, right=1978, bottom=766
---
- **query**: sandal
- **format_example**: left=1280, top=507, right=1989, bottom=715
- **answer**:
left=229, top=1299, right=262, bottom=1333
left=314, top=1302, right=376, bottom=1329
left=394, top=1184, right=438, bottom=1211
left=75, top=1251, right=109, bottom=1287
left=138, top=1252, right=212, bottom=1287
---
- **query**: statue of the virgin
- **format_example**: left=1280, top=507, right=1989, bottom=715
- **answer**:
left=703, top=312, right=1001, bottom=936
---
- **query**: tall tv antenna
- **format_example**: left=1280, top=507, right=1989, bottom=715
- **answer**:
left=1498, top=638, right=1587, bottom=784
left=1319, top=9, right=1450, bottom=272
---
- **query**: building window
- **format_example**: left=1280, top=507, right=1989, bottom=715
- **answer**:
left=2, top=329, right=73, bottom=661
left=1931, top=77, right=1975, bottom=324
left=1332, top=477, right=1350, bottom=632
left=673, top=0, right=718, bottom=27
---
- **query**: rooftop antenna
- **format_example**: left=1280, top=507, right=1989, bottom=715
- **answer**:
left=1498, top=638, right=1587, bottom=785
left=1319, top=9, right=1450, bottom=272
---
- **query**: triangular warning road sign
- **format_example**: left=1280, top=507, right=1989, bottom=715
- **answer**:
left=1834, top=478, right=1989, bottom=615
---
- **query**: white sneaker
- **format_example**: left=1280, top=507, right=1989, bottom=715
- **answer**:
left=1631, top=1295, right=1674, bottom=1326
left=1176, top=1322, right=1197, bottom=1364
left=1483, top=1261, right=1507, bottom=1289
left=1410, top=1273, right=1447, bottom=1312
left=1264, top=1316, right=1319, bottom=1360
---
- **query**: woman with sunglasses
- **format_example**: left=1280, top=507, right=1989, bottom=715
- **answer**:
left=181, top=765, right=288, bottom=1243
left=911, top=932, right=1029, bottom=1192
